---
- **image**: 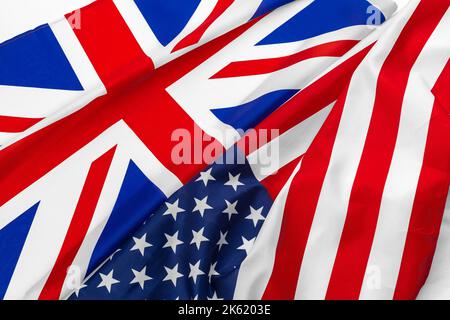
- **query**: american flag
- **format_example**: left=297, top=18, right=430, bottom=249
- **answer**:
left=0, top=0, right=448, bottom=300
left=70, top=147, right=274, bottom=300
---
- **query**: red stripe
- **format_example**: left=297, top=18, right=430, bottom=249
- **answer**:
left=0, top=5, right=258, bottom=208
left=172, top=0, right=234, bottom=53
left=237, top=44, right=373, bottom=156
left=262, top=83, right=350, bottom=299
left=39, top=146, right=116, bottom=300
left=0, top=115, right=42, bottom=133
left=260, top=155, right=303, bottom=200
left=211, top=40, right=359, bottom=78
left=394, top=60, right=450, bottom=300
left=325, top=1, right=449, bottom=299
left=68, top=0, right=154, bottom=89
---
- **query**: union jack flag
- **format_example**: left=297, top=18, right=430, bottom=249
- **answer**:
left=0, top=0, right=448, bottom=301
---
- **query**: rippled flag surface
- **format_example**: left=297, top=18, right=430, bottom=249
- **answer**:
left=3, top=0, right=449, bottom=301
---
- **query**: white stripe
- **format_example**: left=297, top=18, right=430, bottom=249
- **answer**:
left=294, top=1, right=419, bottom=300
left=0, top=19, right=106, bottom=150
left=234, top=160, right=302, bottom=299
left=3, top=162, right=91, bottom=300
left=3, top=121, right=123, bottom=299
left=248, top=103, right=332, bottom=181
left=417, top=189, right=450, bottom=299
left=0, top=86, right=85, bottom=118
left=57, top=120, right=183, bottom=299
left=234, top=25, right=370, bottom=62
left=210, top=57, right=337, bottom=108
left=0, top=132, right=18, bottom=146
left=201, top=0, right=262, bottom=44
left=0, top=19, right=104, bottom=119
left=51, top=19, right=104, bottom=94
left=360, top=9, right=450, bottom=299
left=112, top=0, right=162, bottom=63
left=58, top=145, right=130, bottom=300
left=114, top=0, right=218, bottom=67
left=2, top=120, right=182, bottom=299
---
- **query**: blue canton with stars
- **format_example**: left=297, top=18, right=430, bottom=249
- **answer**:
left=71, top=149, right=273, bottom=300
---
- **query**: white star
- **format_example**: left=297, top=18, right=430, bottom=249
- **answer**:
left=237, top=236, right=255, bottom=255
left=163, top=264, right=183, bottom=286
left=163, top=199, right=185, bottom=221
left=193, top=196, right=212, bottom=217
left=208, top=292, right=223, bottom=300
left=190, top=227, right=209, bottom=249
left=217, top=231, right=228, bottom=250
left=208, top=262, right=220, bottom=282
left=224, top=172, right=244, bottom=191
left=97, top=270, right=120, bottom=293
left=222, top=200, right=238, bottom=220
left=130, top=234, right=152, bottom=256
left=163, top=231, right=184, bottom=253
left=73, top=282, right=87, bottom=297
left=188, top=260, right=205, bottom=284
left=245, top=206, right=265, bottom=227
left=130, top=266, right=152, bottom=289
left=196, top=168, right=215, bottom=186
